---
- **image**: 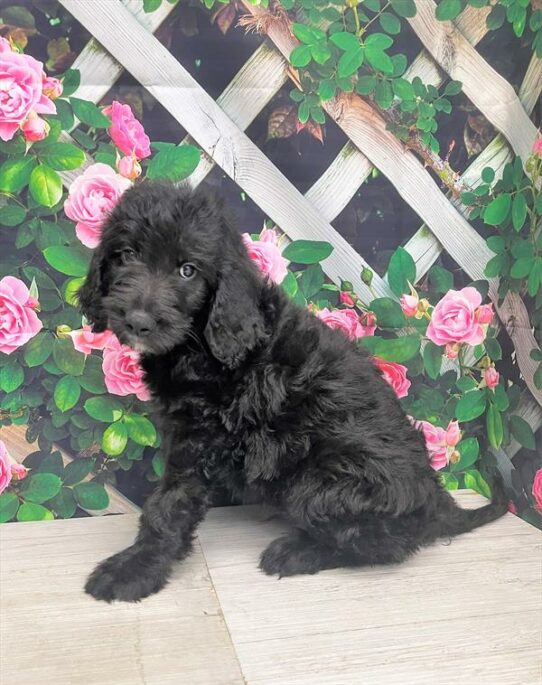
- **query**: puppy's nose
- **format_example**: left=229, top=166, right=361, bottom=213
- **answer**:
left=125, top=310, right=156, bottom=337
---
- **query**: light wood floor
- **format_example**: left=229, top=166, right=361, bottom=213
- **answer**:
left=1, top=491, right=541, bottom=685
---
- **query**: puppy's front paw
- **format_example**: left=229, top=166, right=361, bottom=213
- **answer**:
left=259, top=531, right=327, bottom=578
left=85, top=546, right=168, bottom=602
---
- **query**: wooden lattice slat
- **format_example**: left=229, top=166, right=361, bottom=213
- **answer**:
left=409, top=0, right=537, bottom=164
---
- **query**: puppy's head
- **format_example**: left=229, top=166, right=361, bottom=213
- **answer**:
left=78, top=182, right=267, bottom=367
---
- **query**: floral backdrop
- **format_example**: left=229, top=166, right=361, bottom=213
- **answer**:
left=0, top=0, right=540, bottom=527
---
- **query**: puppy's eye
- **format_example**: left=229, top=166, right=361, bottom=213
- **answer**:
left=120, top=249, right=137, bottom=264
left=179, top=263, right=197, bottom=280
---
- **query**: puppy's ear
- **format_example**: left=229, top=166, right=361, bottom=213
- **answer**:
left=77, top=245, right=109, bottom=332
left=204, top=259, right=267, bottom=369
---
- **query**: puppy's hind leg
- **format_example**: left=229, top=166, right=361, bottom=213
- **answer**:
left=259, top=528, right=338, bottom=577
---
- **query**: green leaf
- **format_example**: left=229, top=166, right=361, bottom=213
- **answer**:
left=102, top=422, right=128, bottom=456
left=486, top=5, right=505, bottom=30
left=444, top=80, right=462, bottom=96
left=63, top=458, right=96, bottom=486
left=290, top=45, right=312, bottom=68
left=482, top=335, right=501, bottom=361
left=365, top=33, right=394, bottom=50
left=1, top=5, right=36, bottom=28
left=29, top=165, right=63, bottom=208
left=318, top=78, right=336, bottom=101
left=73, top=482, right=109, bottom=510
left=392, top=77, right=415, bottom=100
left=63, top=277, right=85, bottom=307
left=436, top=0, right=462, bottom=21
left=379, top=11, right=401, bottom=34
left=61, top=68, right=80, bottom=97
left=338, top=48, right=364, bottom=78
left=23, top=331, right=54, bottom=367
left=70, top=98, right=111, bottom=128
left=509, top=415, right=536, bottom=450
left=146, top=145, right=200, bottom=182
left=428, top=265, right=453, bottom=293
left=456, top=375, right=477, bottom=392
left=43, top=245, right=90, bottom=277
left=441, top=472, right=459, bottom=490
left=486, top=404, right=503, bottom=448
left=455, top=390, right=487, bottom=421
left=386, top=246, right=416, bottom=297
left=511, top=193, right=528, bottom=232
left=0, top=156, right=37, bottom=193
left=0, top=361, right=24, bottom=393
left=124, top=414, right=157, bottom=446
left=330, top=31, right=360, bottom=52
left=143, top=0, right=162, bottom=11
left=2, top=204, right=26, bottom=226
left=463, top=469, right=491, bottom=498
left=78, top=356, right=107, bottom=394
left=481, top=166, right=495, bottom=184
left=298, top=100, right=310, bottom=125
left=281, top=270, right=298, bottom=298
left=17, top=502, right=54, bottom=521
left=84, top=396, right=124, bottom=422
left=423, top=341, right=442, bottom=380
left=365, top=47, right=394, bottom=74
left=364, top=334, right=421, bottom=363
left=283, top=240, right=333, bottom=264
left=451, top=437, right=479, bottom=471
left=375, top=80, right=394, bottom=109
left=292, top=22, right=323, bottom=44
left=510, top=257, right=534, bottom=279
left=484, top=254, right=504, bottom=279
left=0, top=492, right=20, bottom=523
left=356, top=74, right=377, bottom=95
left=484, top=193, right=511, bottom=226
left=152, top=452, right=166, bottom=478
left=389, top=0, right=416, bottom=17
left=37, top=451, right=64, bottom=477
left=21, top=473, right=62, bottom=504
left=299, top=264, right=325, bottom=299
left=48, top=487, right=77, bottom=518
left=370, top=298, right=405, bottom=328
left=37, top=142, right=85, bottom=171
left=486, top=236, right=505, bottom=254
left=53, top=338, right=86, bottom=376
left=54, top=376, right=81, bottom=412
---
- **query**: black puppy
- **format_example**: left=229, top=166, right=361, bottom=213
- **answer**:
left=79, top=182, right=506, bottom=602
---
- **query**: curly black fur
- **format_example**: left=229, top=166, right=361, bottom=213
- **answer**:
left=79, top=182, right=507, bottom=602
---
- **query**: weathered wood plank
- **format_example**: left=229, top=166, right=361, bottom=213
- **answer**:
left=409, top=0, right=537, bottom=163
left=0, top=515, right=244, bottom=685
left=58, top=0, right=392, bottom=303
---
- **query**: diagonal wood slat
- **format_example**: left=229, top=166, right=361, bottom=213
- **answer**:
left=58, top=0, right=393, bottom=303
left=408, top=0, right=537, bottom=164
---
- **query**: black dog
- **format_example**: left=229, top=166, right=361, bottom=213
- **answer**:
left=78, top=182, right=507, bottom=602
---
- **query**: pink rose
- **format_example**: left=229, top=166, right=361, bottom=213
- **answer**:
left=0, top=441, right=12, bottom=495
left=316, top=307, right=373, bottom=340
left=10, top=462, right=28, bottom=481
left=373, top=358, right=411, bottom=399
left=446, top=420, right=461, bottom=447
left=400, top=293, right=418, bottom=317
left=532, top=138, right=542, bottom=158
left=476, top=304, right=493, bottom=325
left=69, top=325, right=115, bottom=355
left=242, top=229, right=288, bottom=284
left=117, top=155, right=142, bottom=180
left=413, top=419, right=462, bottom=471
left=42, top=76, right=63, bottom=100
left=533, top=469, right=542, bottom=512
left=484, top=366, right=500, bottom=389
left=360, top=311, right=377, bottom=337
left=21, top=113, right=49, bottom=142
left=0, top=37, right=56, bottom=141
left=0, top=276, right=42, bottom=354
left=340, top=292, right=355, bottom=307
left=507, top=501, right=517, bottom=515
left=64, top=163, right=131, bottom=248
left=103, top=101, right=151, bottom=159
left=426, top=287, right=485, bottom=347
left=445, top=343, right=460, bottom=359
left=102, top=336, right=150, bottom=401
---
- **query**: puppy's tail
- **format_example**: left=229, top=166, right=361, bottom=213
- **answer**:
left=436, top=472, right=508, bottom=538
